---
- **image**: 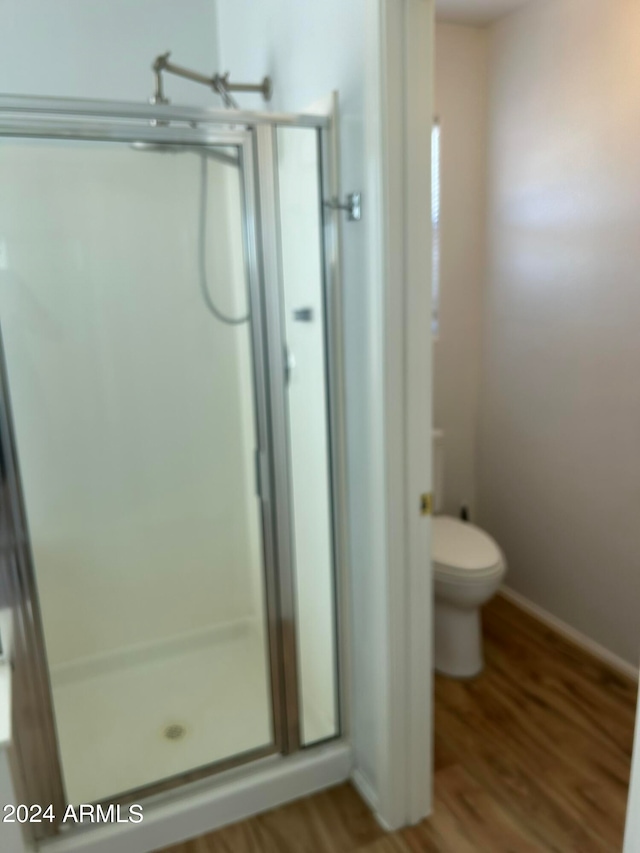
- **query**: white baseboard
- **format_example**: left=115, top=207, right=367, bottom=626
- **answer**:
left=352, top=767, right=392, bottom=832
left=499, top=586, right=639, bottom=682
left=41, top=743, right=353, bottom=853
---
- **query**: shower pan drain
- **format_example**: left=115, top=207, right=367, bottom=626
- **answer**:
left=163, top=723, right=187, bottom=741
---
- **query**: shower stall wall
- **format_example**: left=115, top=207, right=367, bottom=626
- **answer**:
left=0, top=96, right=345, bottom=843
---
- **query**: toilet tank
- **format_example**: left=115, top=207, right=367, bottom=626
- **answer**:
left=433, top=429, right=445, bottom=514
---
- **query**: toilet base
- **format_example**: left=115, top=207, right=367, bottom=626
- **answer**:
left=434, top=600, right=484, bottom=679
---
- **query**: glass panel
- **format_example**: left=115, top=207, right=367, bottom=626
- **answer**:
left=276, top=127, right=339, bottom=745
left=0, top=137, right=273, bottom=803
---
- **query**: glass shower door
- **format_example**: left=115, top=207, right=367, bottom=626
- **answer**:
left=0, top=135, right=275, bottom=804
left=276, top=127, right=339, bottom=746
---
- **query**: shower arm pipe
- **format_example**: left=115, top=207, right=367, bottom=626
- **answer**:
left=152, top=53, right=273, bottom=109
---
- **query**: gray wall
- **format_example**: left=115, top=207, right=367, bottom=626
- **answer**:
left=434, top=22, right=488, bottom=518
left=479, top=0, right=640, bottom=665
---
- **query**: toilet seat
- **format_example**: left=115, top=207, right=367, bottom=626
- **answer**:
left=433, top=516, right=504, bottom=581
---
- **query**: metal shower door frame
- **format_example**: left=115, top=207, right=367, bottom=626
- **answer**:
left=257, top=121, right=346, bottom=755
left=0, top=97, right=332, bottom=842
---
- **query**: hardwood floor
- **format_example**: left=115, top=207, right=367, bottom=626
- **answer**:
left=161, top=594, right=637, bottom=852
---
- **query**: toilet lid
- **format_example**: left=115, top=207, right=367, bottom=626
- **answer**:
left=432, top=516, right=503, bottom=573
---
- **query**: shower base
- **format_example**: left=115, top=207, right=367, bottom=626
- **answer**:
left=50, top=626, right=272, bottom=805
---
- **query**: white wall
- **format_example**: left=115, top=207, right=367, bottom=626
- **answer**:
left=479, top=0, right=640, bottom=665
left=434, top=22, right=488, bottom=518
left=0, top=0, right=218, bottom=105
left=215, top=1, right=365, bottom=117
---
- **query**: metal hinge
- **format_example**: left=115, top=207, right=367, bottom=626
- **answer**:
left=420, top=493, right=433, bottom=516
left=324, top=192, right=362, bottom=221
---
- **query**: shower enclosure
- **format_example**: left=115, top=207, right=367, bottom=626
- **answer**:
left=0, top=96, right=344, bottom=842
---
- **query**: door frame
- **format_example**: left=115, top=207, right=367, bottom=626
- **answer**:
left=624, top=684, right=640, bottom=850
left=356, top=0, right=435, bottom=830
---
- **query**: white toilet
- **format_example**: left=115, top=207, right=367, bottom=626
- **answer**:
left=432, top=430, right=506, bottom=678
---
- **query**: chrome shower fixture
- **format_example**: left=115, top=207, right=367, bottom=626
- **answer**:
left=151, top=52, right=273, bottom=109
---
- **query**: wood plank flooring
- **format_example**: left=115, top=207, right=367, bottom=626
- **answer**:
left=160, top=594, right=637, bottom=852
